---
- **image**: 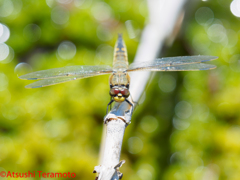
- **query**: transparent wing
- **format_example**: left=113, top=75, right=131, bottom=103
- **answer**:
left=127, top=55, right=218, bottom=72
left=24, top=74, right=103, bottom=89
left=127, top=63, right=216, bottom=72
left=19, top=65, right=113, bottom=80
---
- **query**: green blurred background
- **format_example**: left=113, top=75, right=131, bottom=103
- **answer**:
left=0, top=0, right=239, bottom=179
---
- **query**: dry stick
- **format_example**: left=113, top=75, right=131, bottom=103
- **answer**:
left=94, top=0, right=187, bottom=179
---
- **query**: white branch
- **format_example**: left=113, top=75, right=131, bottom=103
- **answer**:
left=95, top=0, right=187, bottom=179
left=130, top=0, right=187, bottom=102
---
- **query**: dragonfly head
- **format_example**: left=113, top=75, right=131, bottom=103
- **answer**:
left=109, top=86, right=130, bottom=102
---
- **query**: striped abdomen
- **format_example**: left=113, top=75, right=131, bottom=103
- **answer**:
left=110, top=34, right=130, bottom=86
left=113, top=34, right=128, bottom=72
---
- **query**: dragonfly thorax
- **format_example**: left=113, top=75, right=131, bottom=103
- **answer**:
left=109, top=72, right=130, bottom=86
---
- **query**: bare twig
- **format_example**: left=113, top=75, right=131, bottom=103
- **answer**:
left=95, top=0, right=187, bottom=179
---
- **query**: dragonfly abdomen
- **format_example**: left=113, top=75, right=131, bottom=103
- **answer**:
left=113, top=34, right=128, bottom=71
left=113, top=61, right=128, bottom=72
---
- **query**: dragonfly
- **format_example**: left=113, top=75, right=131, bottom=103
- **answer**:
left=19, top=34, right=218, bottom=114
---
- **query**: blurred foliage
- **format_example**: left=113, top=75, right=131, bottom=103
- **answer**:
left=0, top=0, right=239, bottom=180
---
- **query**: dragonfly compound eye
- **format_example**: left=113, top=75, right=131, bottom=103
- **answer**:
left=120, top=89, right=130, bottom=97
left=110, top=88, right=120, bottom=96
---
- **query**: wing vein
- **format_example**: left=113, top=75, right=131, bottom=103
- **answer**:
left=19, top=65, right=113, bottom=80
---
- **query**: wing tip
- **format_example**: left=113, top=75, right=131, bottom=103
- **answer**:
left=19, top=75, right=38, bottom=80
left=18, top=76, right=25, bottom=80
left=25, top=85, right=43, bottom=89
left=212, top=56, right=219, bottom=59
left=25, top=86, right=32, bottom=89
left=197, top=64, right=217, bottom=71
left=200, top=67, right=216, bottom=71
left=206, top=56, right=218, bottom=60
left=25, top=85, right=32, bottom=89
left=194, top=55, right=218, bottom=62
left=210, top=65, right=217, bottom=70
left=27, top=78, right=38, bottom=80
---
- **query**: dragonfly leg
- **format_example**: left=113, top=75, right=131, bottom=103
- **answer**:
left=106, top=99, right=114, bottom=114
left=110, top=97, right=113, bottom=110
left=125, top=99, right=134, bottom=116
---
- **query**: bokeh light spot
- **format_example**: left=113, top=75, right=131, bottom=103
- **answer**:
left=46, top=0, right=55, bottom=8
left=195, top=104, right=209, bottom=121
left=158, top=74, right=176, bottom=93
left=91, top=2, right=113, bottom=22
left=140, top=116, right=158, bottom=133
left=137, top=169, right=152, bottom=180
left=57, top=0, right=72, bottom=4
left=195, top=7, right=214, bottom=26
left=139, top=1, right=148, bottom=17
left=125, top=20, right=140, bottom=39
left=173, top=117, right=190, bottom=130
left=2, top=105, right=20, bottom=120
left=207, top=23, right=227, bottom=43
left=194, top=166, right=205, bottom=178
left=16, top=149, right=28, bottom=165
left=0, top=0, right=14, bottom=17
left=175, top=101, right=192, bottom=119
left=14, top=62, right=32, bottom=76
left=0, top=89, right=11, bottom=103
left=51, top=6, right=69, bottom=25
left=96, top=44, right=113, bottom=65
left=23, top=24, right=41, bottom=42
left=97, top=26, right=112, bottom=41
left=0, top=24, right=3, bottom=37
left=137, top=164, right=155, bottom=180
left=230, top=0, right=240, bottom=17
left=0, top=24, right=10, bottom=43
left=0, top=72, right=8, bottom=91
left=183, top=74, right=201, bottom=91
left=170, top=152, right=182, bottom=164
left=44, top=119, right=69, bottom=138
left=192, top=33, right=211, bottom=53
left=74, top=0, right=92, bottom=9
left=0, top=43, right=9, bottom=61
left=57, top=41, right=76, bottom=60
left=229, top=54, right=240, bottom=72
left=0, top=46, right=14, bottom=64
left=9, top=0, right=23, bottom=17
left=128, top=137, right=143, bottom=154
left=226, top=29, right=238, bottom=48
